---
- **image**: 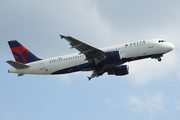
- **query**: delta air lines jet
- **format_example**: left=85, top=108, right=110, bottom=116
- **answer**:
left=7, top=35, right=175, bottom=80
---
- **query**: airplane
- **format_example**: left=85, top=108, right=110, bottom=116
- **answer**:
left=6, top=35, right=175, bottom=80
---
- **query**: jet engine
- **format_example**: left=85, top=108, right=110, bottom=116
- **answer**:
left=108, top=65, right=129, bottom=76
left=100, top=51, right=122, bottom=62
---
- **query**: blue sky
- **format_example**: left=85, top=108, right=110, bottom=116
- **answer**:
left=0, top=0, right=180, bottom=120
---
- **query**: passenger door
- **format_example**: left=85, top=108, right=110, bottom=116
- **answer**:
left=39, top=61, right=45, bottom=70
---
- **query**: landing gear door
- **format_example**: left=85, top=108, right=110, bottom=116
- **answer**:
left=39, top=61, right=45, bottom=70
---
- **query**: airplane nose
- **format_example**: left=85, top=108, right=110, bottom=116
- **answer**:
left=168, top=43, right=175, bottom=51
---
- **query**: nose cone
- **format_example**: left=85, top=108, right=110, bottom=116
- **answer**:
left=168, top=43, right=175, bottom=51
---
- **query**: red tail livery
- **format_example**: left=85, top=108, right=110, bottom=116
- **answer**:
left=8, top=40, right=41, bottom=64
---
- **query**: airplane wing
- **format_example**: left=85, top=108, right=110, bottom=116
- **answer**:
left=60, top=35, right=105, bottom=61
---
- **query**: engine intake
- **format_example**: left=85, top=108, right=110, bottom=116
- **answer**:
left=100, top=51, right=122, bottom=62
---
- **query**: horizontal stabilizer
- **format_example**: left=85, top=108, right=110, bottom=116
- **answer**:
left=6, top=60, right=30, bottom=69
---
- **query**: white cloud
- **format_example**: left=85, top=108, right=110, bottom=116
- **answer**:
left=104, top=98, right=115, bottom=107
left=125, top=49, right=179, bottom=86
left=57, top=74, right=71, bottom=84
left=0, top=112, right=17, bottom=120
left=127, top=92, right=164, bottom=118
left=175, top=100, right=180, bottom=110
left=6, top=112, right=17, bottom=119
left=127, top=95, right=143, bottom=112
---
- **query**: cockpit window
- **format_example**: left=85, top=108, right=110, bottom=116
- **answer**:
left=159, top=40, right=165, bottom=43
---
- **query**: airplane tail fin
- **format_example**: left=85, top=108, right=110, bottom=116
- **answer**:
left=8, top=40, right=41, bottom=64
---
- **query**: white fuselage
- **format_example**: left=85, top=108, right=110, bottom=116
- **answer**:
left=9, top=39, right=174, bottom=75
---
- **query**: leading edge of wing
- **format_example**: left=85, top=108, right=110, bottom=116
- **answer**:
left=59, top=35, right=105, bottom=59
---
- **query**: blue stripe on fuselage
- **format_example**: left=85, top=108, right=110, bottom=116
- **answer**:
left=51, top=53, right=164, bottom=75
left=51, top=63, right=94, bottom=74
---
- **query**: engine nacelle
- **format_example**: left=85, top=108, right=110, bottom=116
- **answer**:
left=108, top=65, right=129, bottom=76
left=100, top=51, right=122, bottom=62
